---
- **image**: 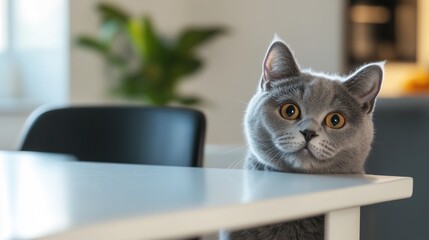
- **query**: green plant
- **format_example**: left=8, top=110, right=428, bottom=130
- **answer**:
left=77, top=2, right=225, bottom=105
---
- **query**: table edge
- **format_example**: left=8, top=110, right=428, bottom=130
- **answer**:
left=38, top=176, right=413, bottom=240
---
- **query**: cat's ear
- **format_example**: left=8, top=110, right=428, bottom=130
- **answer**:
left=261, top=39, right=300, bottom=90
left=344, top=62, right=384, bottom=114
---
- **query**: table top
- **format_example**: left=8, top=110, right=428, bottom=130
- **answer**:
left=0, top=151, right=413, bottom=240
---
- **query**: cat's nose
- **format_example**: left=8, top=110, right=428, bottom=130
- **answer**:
left=300, top=130, right=318, bottom=142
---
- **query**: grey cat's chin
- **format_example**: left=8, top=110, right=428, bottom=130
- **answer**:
left=277, top=143, right=334, bottom=160
left=278, top=148, right=331, bottom=173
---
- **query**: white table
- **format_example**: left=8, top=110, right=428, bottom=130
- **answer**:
left=0, top=151, right=413, bottom=240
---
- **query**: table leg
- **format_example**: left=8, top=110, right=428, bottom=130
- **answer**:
left=325, top=207, right=360, bottom=240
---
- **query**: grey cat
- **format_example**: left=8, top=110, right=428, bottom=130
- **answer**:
left=221, top=38, right=383, bottom=240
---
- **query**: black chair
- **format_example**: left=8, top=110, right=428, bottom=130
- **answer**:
left=18, top=105, right=206, bottom=167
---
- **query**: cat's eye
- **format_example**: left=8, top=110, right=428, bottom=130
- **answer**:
left=280, top=103, right=300, bottom=120
left=325, top=112, right=346, bottom=129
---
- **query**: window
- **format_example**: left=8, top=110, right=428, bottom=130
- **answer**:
left=0, top=0, right=68, bottom=105
left=0, top=0, right=6, bottom=53
left=0, top=0, right=10, bottom=99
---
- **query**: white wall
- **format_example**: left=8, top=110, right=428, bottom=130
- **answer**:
left=70, top=0, right=345, bottom=146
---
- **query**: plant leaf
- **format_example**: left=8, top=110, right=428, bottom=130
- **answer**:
left=171, top=58, right=202, bottom=81
left=99, top=19, right=123, bottom=43
left=141, top=17, right=164, bottom=60
left=107, top=54, right=127, bottom=67
left=126, top=19, right=145, bottom=58
left=76, top=36, right=109, bottom=54
left=125, top=16, right=164, bottom=61
left=97, top=3, right=129, bottom=22
left=97, top=3, right=129, bottom=43
left=76, top=36, right=126, bottom=67
left=176, top=27, right=226, bottom=55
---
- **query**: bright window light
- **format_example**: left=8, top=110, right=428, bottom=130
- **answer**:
left=15, top=0, right=64, bottom=49
left=0, top=0, right=7, bottom=52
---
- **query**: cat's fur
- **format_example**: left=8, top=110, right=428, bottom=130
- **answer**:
left=222, top=38, right=383, bottom=240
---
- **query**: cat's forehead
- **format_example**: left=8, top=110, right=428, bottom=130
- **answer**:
left=268, top=74, right=355, bottom=114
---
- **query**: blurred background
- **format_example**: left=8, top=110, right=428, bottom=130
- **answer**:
left=0, top=0, right=428, bottom=150
left=1, top=1, right=428, bottom=239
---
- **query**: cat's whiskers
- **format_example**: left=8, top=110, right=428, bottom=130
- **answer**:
left=256, top=138, right=278, bottom=144
left=320, top=141, right=336, bottom=154
left=251, top=146, right=283, bottom=170
left=227, top=158, right=244, bottom=169
left=278, top=151, right=291, bottom=168
left=267, top=146, right=292, bottom=169
left=363, top=164, right=374, bottom=175
left=207, top=145, right=246, bottom=170
left=255, top=161, right=264, bottom=170
left=270, top=148, right=284, bottom=162
left=236, top=98, right=250, bottom=106
left=308, top=144, right=331, bottom=160
left=275, top=136, right=305, bottom=153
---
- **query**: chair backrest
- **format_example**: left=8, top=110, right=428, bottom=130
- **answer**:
left=19, top=106, right=206, bottom=167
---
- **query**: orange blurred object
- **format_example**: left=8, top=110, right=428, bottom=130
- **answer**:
left=403, top=69, right=429, bottom=94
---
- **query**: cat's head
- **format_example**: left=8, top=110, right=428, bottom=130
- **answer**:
left=244, top=38, right=383, bottom=174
